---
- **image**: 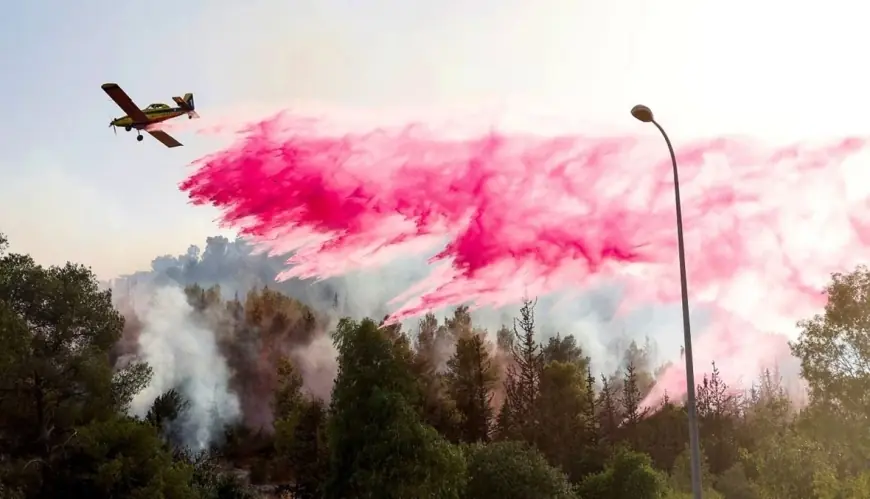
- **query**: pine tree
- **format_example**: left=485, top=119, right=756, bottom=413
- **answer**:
left=496, top=325, right=514, bottom=353
left=543, top=334, right=588, bottom=366
left=696, top=362, right=740, bottom=474
left=621, top=362, right=645, bottom=426
left=445, top=305, right=473, bottom=340
left=584, top=366, right=598, bottom=444
left=287, top=399, right=329, bottom=499
left=619, top=362, right=646, bottom=448
left=597, top=376, right=619, bottom=443
left=446, top=332, right=497, bottom=443
left=537, top=360, right=590, bottom=481
left=502, top=298, right=544, bottom=444
left=324, top=318, right=464, bottom=499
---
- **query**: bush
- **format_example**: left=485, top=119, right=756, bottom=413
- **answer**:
left=464, top=441, right=576, bottom=499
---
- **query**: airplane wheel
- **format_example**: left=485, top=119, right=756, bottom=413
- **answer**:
left=136, top=135, right=143, bottom=142
left=125, top=126, right=132, bottom=132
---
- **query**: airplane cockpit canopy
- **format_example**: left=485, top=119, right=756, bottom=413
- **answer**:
left=146, top=103, right=169, bottom=109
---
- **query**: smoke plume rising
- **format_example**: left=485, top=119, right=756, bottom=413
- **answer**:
left=110, top=237, right=344, bottom=446
left=117, top=284, right=240, bottom=450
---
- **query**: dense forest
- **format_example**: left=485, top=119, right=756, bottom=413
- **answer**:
left=2, top=229, right=870, bottom=499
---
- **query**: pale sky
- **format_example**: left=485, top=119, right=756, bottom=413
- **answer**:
left=3, top=0, right=870, bottom=279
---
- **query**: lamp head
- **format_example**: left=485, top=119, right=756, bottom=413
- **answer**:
left=630, top=104, right=654, bottom=123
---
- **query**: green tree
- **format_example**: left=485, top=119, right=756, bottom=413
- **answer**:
left=285, top=399, right=329, bottom=499
left=669, top=444, right=717, bottom=497
left=273, top=357, right=305, bottom=421
left=445, top=305, right=473, bottom=340
left=184, top=283, right=224, bottom=312
left=740, top=429, right=825, bottom=499
left=578, top=448, right=670, bottom=499
left=225, top=286, right=319, bottom=430
left=739, top=369, right=791, bottom=451
left=813, top=469, right=870, bottom=499
left=272, top=357, right=307, bottom=483
left=44, top=416, right=196, bottom=499
left=596, top=376, right=620, bottom=444
left=145, top=388, right=189, bottom=429
left=696, top=362, right=740, bottom=474
left=791, top=266, right=870, bottom=466
left=145, top=388, right=190, bottom=447
left=501, top=299, right=544, bottom=442
left=619, top=362, right=646, bottom=448
left=714, top=463, right=758, bottom=499
left=543, top=334, right=588, bottom=367
left=324, top=318, right=466, bottom=499
left=583, top=366, right=598, bottom=442
left=496, top=325, right=514, bottom=353
left=635, top=399, right=687, bottom=477
left=537, top=360, right=591, bottom=481
left=446, top=331, right=497, bottom=443
left=412, top=313, right=462, bottom=441
left=621, top=340, right=655, bottom=396
left=791, top=266, right=870, bottom=414
left=0, top=241, right=152, bottom=495
left=464, top=441, right=576, bottom=499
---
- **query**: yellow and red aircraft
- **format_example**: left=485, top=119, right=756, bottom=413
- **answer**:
left=102, top=82, right=198, bottom=148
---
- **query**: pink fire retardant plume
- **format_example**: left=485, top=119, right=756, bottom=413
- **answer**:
left=179, top=112, right=870, bottom=406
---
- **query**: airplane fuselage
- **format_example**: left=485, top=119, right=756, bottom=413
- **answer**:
left=111, top=106, right=187, bottom=130
left=103, top=83, right=195, bottom=147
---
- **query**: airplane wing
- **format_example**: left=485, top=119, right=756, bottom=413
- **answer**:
left=147, top=130, right=183, bottom=148
left=101, top=83, right=148, bottom=122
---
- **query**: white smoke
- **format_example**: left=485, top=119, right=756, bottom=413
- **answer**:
left=110, top=234, right=759, bottom=416
left=127, top=285, right=241, bottom=450
left=291, top=332, right=338, bottom=401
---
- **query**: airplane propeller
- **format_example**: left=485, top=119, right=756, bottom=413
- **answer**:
left=109, top=122, right=116, bottom=135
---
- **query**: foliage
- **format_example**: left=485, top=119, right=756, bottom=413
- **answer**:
left=44, top=416, right=196, bottom=499
left=283, top=399, right=329, bottom=499
left=146, top=388, right=190, bottom=447
left=543, top=334, right=588, bottom=367
left=669, top=444, right=720, bottom=498
left=0, top=244, right=154, bottom=496
left=791, top=266, right=870, bottom=466
left=577, top=447, right=670, bottom=499
left=537, top=360, right=592, bottom=481
left=0, top=235, right=254, bottom=498
left=464, top=441, right=576, bottom=499
left=4, top=231, right=870, bottom=498
left=740, top=429, right=826, bottom=498
left=500, top=298, right=544, bottom=442
left=187, top=451, right=258, bottom=499
left=324, top=318, right=466, bottom=499
left=446, top=331, right=498, bottom=443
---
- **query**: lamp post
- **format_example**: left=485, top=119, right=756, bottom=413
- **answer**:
left=631, top=104, right=703, bottom=499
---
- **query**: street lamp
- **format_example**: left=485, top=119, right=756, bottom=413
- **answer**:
left=631, top=104, right=703, bottom=499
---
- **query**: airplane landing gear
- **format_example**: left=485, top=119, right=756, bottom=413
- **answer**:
left=136, top=134, right=143, bottom=142
left=125, top=126, right=132, bottom=132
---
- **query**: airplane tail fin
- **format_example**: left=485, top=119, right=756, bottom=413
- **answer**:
left=173, top=93, right=198, bottom=119
left=173, top=93, right=195, bottom=111
left=184, top=94, right=198, bottom=119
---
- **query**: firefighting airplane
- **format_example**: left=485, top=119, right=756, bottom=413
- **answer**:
left=101, top=83, right=198, bottom=148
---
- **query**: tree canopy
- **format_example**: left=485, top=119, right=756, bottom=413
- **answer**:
left=2, top=231, right=870, bottom=499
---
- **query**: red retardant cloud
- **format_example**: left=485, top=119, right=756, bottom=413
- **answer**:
left=180, top=112, right=870, bottom=404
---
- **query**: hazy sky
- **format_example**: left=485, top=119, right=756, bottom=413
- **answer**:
left=2, top=0, right=869, bottom=279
